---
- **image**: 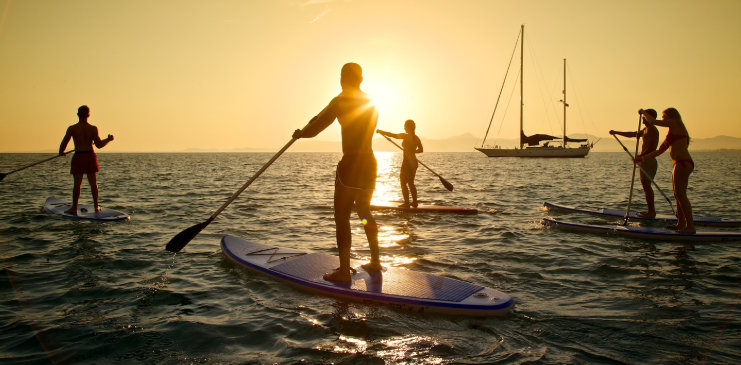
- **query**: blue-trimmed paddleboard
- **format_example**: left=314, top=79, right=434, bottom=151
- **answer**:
left=544, top=201, right=741, bottom=227
left=221, top=235, right=513, bottom=316
left=542, top=217, right=741, bottom=242
left=43, top=197, right=130, bottom=222
left=370, top=204, right=478, bottom=215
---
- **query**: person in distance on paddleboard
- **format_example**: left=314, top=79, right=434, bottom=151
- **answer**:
left=377, top=119, right=423, bottom=208
left=609, top=108, right=659, bottom=218
left=635, top=108, right=695, bottom=234
left=58, top=105, right=114, bottom=215
left=292, top=62, right=382, bottom=283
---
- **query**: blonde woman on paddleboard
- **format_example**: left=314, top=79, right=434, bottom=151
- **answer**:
left=635, top=108, right=694, bottom=233
left=377, top=119, right=423, bottom=208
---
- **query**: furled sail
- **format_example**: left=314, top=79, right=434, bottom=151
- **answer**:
left=521, top=131, right=559, bottom=146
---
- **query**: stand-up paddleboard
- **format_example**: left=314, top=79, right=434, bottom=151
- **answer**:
left=221, top=235, right=513, bottom=316
left=544, top=201, right=741, bottom=227
left=542, top=217, right=741, bottom=242
left=43, top=197, right=130, bottom=222
left=370, top=204, right=478, bottom=215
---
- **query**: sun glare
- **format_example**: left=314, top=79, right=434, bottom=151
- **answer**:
left=365, top=79, right=401, bottom=119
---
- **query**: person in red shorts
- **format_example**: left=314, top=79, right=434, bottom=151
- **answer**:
left=58, top=105, right=114, bottom=214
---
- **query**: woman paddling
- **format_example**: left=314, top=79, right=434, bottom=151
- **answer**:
left=635, top=108, right=695, bottom=233
left=377, top=120, right=423, bottom=208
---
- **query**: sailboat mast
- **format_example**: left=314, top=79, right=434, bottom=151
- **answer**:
left=562, top=58, right=567, bottom=147
left=519, top=24, right=524, bottom=149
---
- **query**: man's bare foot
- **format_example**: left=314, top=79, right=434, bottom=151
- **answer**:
left=411, top=202, right=418, bottom=208
left=64, top=207, right=78, bottom=215
left=361, top=261, right=383, bottom=272
left=677, top=227, right=696, bottom=234
left=637, top=211, right=655, bottom=218
left=398, top=202, right=410, bottom=208
left=323, top=269, right=352, bottom=283
left=94, top=206, right=102, bottom=212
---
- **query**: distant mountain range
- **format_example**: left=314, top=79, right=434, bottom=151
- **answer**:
left=231, top=134, right=741, bottom=153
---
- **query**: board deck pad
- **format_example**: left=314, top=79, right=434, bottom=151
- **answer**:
left=544, top=201, right=741, bottom=227
left=370, top=204, right=478, bottom=215
left=43, top=197, right=130, bottom=222
left=221, top=235, right=513, bottom=316
left=542, top=217, right=741, bottom=242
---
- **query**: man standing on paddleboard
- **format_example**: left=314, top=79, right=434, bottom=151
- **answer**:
left=292, top=63, right=382, bottom=283
left=610, top=108, right=659, bottom=218
left=58, top=105, right=114, bottom=215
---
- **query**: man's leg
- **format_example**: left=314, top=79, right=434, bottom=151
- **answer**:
left=65, top=173, right=84, bottom=214
left=87, top=172, right=100, bottom=211
left=325, top=184, right=354, bottom=282
left=355, top=189, right=381, bottom=270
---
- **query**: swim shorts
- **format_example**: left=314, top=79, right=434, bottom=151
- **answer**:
left=70, top=151, right=99, bottom=174
left=335, top=153, right=377, bottom=191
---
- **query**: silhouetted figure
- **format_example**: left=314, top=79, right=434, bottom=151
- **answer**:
left=292, top=63, right=381, bottom=282
left=58, top=105, right=114, bottom=214
left=377, top=119, right=423, bottom=208
left=636, top=108, right=694, bottom=233
left=610, top=108, right=660, bottom=217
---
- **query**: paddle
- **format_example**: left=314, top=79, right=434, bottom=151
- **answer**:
left=612, top=134, right=676, bottom=215
left=622, top=115, right=643, bottom=225
left=380, top=134, right=454, bottom=191
left=0, top=150, right=74, bottom=182
left=165, top=138, right=297, bottom=253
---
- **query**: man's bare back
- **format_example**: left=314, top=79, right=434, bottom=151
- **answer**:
left=60, top=122, right=112, bottom=154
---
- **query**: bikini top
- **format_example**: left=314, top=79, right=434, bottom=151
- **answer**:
left=656, top=131, right=689, bottom=154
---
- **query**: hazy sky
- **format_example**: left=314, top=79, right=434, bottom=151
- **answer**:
left=1, top=0, right=739, bottom=152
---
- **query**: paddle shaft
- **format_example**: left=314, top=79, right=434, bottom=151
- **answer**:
left=166, top=138, right=298, bottom=252
left=612, top=134, right=676, bottom=215
left=623, top=115, right=642, bottom=225
left=208, top=138, right=297, bottom=221
left=380, top=134, right=453, bottom=191
left=1, top=150, right=74, bottom=180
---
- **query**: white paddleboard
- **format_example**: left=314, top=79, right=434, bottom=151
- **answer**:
left=542, top=217, right=741, bottom=242
left=544, top=201, right=741, bottom=227
left=43, top=197, right=130, bottom=222
left=221, top=235, right=513, bottom=316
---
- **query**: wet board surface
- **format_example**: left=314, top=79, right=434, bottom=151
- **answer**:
left=43, top=197, right=130, bottom=222
left=221, top=235, right=513, bottom=316
left=544, top=201, right=741, bottom=227
left=542, top=217, right=741, bottom=242
left=370, top=204, right=478, bottom=215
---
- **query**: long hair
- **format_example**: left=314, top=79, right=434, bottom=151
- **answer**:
left=663, top=107, right=682, bottom=121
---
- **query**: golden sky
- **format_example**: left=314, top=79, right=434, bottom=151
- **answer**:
left=1, top=0, right=740, bottom=152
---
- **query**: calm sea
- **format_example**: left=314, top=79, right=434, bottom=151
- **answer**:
left=0, top=151, right=739, bottom=364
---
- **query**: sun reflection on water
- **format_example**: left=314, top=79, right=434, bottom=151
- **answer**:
left=372, top=151, right=402, bottom=205
left=377, top=335, right=445, bottom=364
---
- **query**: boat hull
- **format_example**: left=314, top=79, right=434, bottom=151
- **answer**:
left=475, top=145, right=590, bottom=158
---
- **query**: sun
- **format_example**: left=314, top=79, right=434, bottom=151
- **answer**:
left=364, top=79, right=401, bottom=119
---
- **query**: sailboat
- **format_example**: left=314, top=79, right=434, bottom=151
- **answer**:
left=475, top=25, right=591, bottom=158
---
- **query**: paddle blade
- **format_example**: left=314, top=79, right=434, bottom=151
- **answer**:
left=165, top=220, right=210, bottom=252
left=439, top=176, right=454, bottom=191
left=0, top=173, right=6, bottom=182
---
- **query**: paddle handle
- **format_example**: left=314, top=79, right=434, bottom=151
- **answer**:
left=207, top=139, right=297, bottom=221
left=6, top=150, right=75, bottom=175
